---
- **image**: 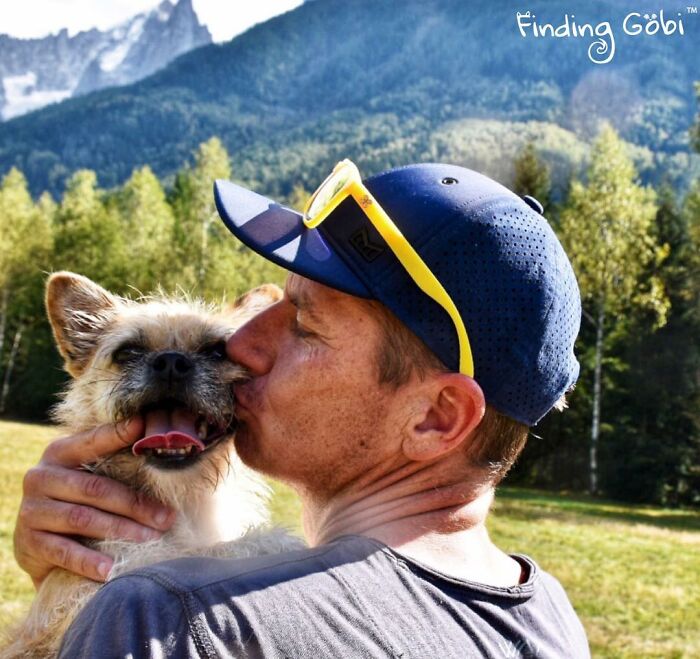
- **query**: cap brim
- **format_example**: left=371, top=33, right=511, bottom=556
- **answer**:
left=214, top=180, right=371, bottom=298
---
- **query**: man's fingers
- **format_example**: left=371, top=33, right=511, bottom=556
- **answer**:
left=14, top=417, right=178, bottom=587
left=20, top=497, right=164, bottom=545
left=23, top=466, right=173, bottom=531
left=24, top=531, right=114, bottom=583
left=43, top=417, right=145, bottom=468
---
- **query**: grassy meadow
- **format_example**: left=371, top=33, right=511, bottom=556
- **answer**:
left=0, top=419, right=698, bottom=658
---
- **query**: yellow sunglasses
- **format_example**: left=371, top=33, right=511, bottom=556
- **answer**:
left=303, top=159, right=474, bottom=377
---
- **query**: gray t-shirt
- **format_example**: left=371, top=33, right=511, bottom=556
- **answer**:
left=59, top=535, right=589, bottom=658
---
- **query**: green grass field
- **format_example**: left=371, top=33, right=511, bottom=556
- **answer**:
left=1, top=420, right=698, bottom=657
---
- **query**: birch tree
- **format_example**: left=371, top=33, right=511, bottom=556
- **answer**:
left=0, top=169, right=53, bottom=413
left=170, top=137, right=232, bottom=293
left=169, top=137, right=283, bottom=298
left=115, top=165, right=175, bottom=294
left=53, top=169, right=125, bottom=290
left=559, top=125, right=669, bottom=494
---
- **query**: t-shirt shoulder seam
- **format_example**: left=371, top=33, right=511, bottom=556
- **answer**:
left=186, top=542, right=346, bottom=595
left=108, top=571, right=217, bottom=659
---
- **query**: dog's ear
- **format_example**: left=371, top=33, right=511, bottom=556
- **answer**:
left=46, top=272, right=120, bottom=377
left=230, top=283, right=283, bottom=319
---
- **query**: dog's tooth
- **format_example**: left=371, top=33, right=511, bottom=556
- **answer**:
left=148, top=445, right=196, bottom=458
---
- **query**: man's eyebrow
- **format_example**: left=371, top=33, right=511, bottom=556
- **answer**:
left=287, top=286, right=327, bottom=326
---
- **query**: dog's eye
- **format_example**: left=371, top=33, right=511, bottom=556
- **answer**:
left=112, top=344, right=144, bottom=365
left=200, top=341, right=227, bottom=361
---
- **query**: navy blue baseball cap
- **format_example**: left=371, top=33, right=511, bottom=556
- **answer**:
left=214, top=164, right=581, bottom=426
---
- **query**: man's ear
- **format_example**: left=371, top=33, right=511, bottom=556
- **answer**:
left=402, top=374, right=485, bottom=462
left=45, top=272, right=119, bottom=377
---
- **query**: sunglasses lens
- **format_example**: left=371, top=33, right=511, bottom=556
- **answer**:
left=305, top=167, right=352, bottom=222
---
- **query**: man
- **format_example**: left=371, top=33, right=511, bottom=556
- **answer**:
left=14, top=161, right=589, bottom=657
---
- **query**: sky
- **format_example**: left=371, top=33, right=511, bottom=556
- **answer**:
left=0, top=0, right=303, bottom=43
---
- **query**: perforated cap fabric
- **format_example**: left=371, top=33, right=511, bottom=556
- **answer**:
left=214, top=164, right=581, bottom=426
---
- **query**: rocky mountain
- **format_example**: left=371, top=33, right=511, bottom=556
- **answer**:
left=0, top=0, right=697, bottom=197
left=0, top=0, right=211, bottom=120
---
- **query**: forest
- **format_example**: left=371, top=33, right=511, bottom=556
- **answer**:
left=1, top=111, right=698, bottom=506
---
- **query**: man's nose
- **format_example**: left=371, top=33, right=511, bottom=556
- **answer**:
left=226, top=302, right=285, bottom=375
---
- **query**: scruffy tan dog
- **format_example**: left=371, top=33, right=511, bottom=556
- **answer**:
left=1, top=272, right=301, bottom=659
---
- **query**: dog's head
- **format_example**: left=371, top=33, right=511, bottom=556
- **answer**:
left=46, top=271, right=281, bottom=501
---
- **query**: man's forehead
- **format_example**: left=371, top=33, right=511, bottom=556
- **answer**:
left=286, top=274, right=346, bottom=307
left=285, top=274, right=370, bottom=322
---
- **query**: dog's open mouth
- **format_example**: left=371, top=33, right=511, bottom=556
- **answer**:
left=131, top=401, right=235, bottom=468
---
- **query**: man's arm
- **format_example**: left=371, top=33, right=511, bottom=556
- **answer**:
left=14, top=417, right=174, bottom=586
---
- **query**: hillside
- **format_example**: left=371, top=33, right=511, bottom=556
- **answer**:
left=0, top=0, right=697, bottom=197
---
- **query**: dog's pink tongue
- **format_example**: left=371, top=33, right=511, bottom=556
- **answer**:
left=132, top=408, right=205, bottom=455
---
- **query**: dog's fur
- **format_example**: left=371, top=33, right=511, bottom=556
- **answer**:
left=1, top=272, right=301, bottom=659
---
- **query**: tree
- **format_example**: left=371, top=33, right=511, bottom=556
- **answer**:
left=558, top=125, right=669, bottom=495
left=513, top=142, right=551, bottom=216
left=0, top=168, right=53, bottom=413
left=691, top=82, right=700, bottom=154
left=679, top=180, right=700, bottom=501
left=170, top=137, right=232, bottom=292
left=169, top=137, right=284, bottom=299
left=53, top=170, right=126, bottom=291
left=597, top=184, right=700, bottom=504
left=0, top=169, right=32, bottom=363
left=287, top=184, right=311, bottom=213
left=114, top=166, right=175, bottom=294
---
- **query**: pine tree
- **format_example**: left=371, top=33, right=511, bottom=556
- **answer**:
left=681, top=180, right=700, bottom=486
left=598, top=184, right=700, bottom=504
left=559, top=125, right=669, bottom=495
left=513, top=142, right=551, bottom=215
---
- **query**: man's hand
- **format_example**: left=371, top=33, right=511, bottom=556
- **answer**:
left=14, top=417, right=175, bottom=588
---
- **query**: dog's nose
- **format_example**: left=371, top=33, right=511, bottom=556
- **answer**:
left=151, top=351, right=193, bottom=382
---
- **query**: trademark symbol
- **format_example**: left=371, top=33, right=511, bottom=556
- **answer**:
left=687, top=6, right=698, bottom=13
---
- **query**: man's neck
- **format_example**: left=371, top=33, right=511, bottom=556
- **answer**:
left=299, top=459, right=523, bottom=587
left=303, top=462, right=494, bottom=545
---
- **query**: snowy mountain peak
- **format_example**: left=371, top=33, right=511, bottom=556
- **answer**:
left=157, top=0, right=177, bottom=22
left=0, top=0, right=211, bottom=121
